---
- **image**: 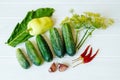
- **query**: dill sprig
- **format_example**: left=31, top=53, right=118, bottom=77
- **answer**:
left=61, top=11, right=114, bottom=49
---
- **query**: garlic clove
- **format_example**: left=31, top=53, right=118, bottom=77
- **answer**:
left=58, top=63, right=68, bottom=72
left=48, top=62, right=57, bottom=72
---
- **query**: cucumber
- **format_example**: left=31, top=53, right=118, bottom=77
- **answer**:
left=25, top=41, right=42, bottom=66
left=16, top=48, right=30, bottom=69
left=36, top=35, right=53, bottom=62
left=49, top=28, right=65, bottom=58
left=62, top=23, right=76, bottom=56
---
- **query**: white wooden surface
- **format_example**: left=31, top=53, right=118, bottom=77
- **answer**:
left=0, top=0, right=120, bottom=80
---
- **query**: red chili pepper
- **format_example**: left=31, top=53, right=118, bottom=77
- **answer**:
left=72, top=45, right=90, bottom=63
left=72, top=45, right=99, bottom=67
left=81, top=45, right=90, bottom=58
left=83, top=49, right=99, bottom=63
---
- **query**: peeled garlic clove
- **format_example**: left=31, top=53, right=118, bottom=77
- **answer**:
left=58, top=63, right=68, bottom=72
left=48, top=62, right=57, bottom=72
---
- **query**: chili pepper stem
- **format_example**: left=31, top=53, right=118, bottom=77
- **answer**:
left=72, top=57, right=82, bottom=64
left=72, top=62, right=83, bottom=68
left=72, top=57, right=84, bottom=68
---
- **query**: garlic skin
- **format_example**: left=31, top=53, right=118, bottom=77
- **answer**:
left=27, top=17, right=54, bottom=35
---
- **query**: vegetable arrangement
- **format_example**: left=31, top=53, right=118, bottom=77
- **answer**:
left=6, top=8, right=54, bottom=47
left=6, top=8, right=114, bottom=71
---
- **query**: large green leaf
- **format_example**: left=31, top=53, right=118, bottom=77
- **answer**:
left=6, top=8, right=55, bottom=47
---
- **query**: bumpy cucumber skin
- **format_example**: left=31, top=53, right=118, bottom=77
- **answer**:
left=49, top=28, right=65, bottom=58
left=62, top=23, right=76, bottom=56
left=16, top=48, right=30, bottom=69
left=36, top=35, right=53, bottom=62
left=25, top=41, right=42, bottom=66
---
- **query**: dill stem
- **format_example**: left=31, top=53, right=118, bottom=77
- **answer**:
left=77, top=28, right=95, bottom=50
left=76, top=29, right=89, bottom=48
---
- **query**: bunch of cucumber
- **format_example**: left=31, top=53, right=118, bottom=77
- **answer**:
left=16, top=23, right=76, bottom=69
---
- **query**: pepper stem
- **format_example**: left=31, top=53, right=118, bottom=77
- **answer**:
left=26, top=28, right=32, bottom=32
left=72, top=57, right=82, bottom=64
left=72, top=62, right=83, bottom=68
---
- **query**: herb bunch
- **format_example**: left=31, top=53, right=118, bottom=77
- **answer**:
left=61, top=11, right=114, bottom=49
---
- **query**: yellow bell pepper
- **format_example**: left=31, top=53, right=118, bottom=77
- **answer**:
left=27, top=17, right=54, bottom=35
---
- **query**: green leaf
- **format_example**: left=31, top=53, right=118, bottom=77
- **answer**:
left=6, top=8, right=55, bottom=47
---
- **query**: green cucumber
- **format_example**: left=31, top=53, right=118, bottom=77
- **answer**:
left=49, top=28, right=65, bottom=58
left=62, top=23, right=76, bottom=56
left=25, top=41, right=42, bottom=66
left=16, top=48, right=30, bottom=69
left=36, top=35, right=53, bottom=62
